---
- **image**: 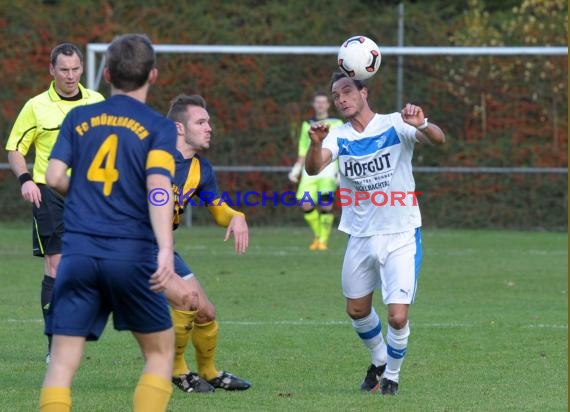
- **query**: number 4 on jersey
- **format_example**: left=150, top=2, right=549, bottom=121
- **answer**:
left=87, top=134, right=119, bottom=196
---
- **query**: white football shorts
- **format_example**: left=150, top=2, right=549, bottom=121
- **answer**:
left=341, top=228, right=422, bottom=304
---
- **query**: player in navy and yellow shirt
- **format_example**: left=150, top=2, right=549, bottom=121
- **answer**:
left=164, top=94, right=251, bottom=393
left=40, top=34, right=176, bottom=412
left=172, top=152, right=222, bottom=230
left=5, top=42, right=104, bottom=360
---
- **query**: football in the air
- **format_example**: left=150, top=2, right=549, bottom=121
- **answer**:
left=337, top=35, right=382, bottom=80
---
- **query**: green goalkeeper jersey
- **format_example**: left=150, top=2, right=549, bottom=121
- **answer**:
left=297, top=116, right=344, bottom=157
left=297, top=116, right=343, bottom=180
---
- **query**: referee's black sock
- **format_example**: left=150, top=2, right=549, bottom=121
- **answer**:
left=41, top=275, right=55, bottom=352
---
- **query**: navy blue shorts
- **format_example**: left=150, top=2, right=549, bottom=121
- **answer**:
left=45, top=254, right=172, bottom=340
left=174, top=251, right=194, bottom=279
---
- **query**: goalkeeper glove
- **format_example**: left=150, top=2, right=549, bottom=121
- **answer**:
left=288, top=163, right=302, bottom=183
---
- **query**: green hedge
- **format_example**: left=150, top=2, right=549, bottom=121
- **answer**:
left=0, top=0, right=567, bottom=229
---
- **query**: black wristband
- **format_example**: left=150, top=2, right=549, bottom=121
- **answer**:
left=18, top=172, right=33, bottom=186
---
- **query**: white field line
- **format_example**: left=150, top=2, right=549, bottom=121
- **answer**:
left=524, top=324, right=568, bottom=329
left=2, top=319, right=566, bottom=329
left=171, top=244, right=569, bottom=257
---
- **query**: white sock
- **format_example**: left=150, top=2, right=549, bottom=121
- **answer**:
left=384, top=321, right=410, bottom=383
left=351, top=308, right=387, bottom=366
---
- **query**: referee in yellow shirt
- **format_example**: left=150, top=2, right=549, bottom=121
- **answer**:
left=5, top=43, right=104, bottom=363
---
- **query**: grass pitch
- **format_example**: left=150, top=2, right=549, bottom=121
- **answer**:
left=0, top=223, right=567, bottom=411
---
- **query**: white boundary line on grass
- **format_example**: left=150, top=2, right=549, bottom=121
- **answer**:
left=221, top=320, right=568, bottom=329
left=2, top=319, right=567, bottom=329
left=221, top=320, right=477, bottom=327
left=524, top=324, right=568, bottom=329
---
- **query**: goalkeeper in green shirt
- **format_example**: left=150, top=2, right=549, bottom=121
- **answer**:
left=288, top=92, right=343, bottom=250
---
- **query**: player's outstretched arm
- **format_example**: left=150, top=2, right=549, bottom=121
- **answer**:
left=46, top=159, right=70, bottom=196
left=401, top=103, right=446, bottom=146
left=305, top=123, right=333, bottom=175
left=147, top=174, right=175, bottom=292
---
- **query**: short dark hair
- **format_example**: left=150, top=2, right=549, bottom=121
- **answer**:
left=313, top=91, right=328, bottom=100
left=105, top=34, right=155, bottom=92
left=330, top=71, right=366, bottom=91
left=50, top=43, right=83, bottom=66
left=166, top=94, right=207, bottom=123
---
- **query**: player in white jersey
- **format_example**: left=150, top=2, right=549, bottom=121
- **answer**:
left=305, top=71, right=446, bottom=395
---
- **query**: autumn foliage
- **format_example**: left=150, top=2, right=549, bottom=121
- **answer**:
left=0, top=0, right=567, bottom=229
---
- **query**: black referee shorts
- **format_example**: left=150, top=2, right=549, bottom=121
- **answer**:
left=32, top=184, right=64, bottom=257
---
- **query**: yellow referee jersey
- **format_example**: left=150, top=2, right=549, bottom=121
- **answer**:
left=5, top=81, right=104, bottom=184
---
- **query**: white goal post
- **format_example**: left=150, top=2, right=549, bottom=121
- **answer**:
left=84, top=43, right=568, bottom=177
left=83, top=43, right=567, bottom=227
left=2, top=45, right=566, bottom=173
left=86, top=44, right=568, bottom=90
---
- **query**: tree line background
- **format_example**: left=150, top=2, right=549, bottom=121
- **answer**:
left=0, top=0, right=567, bottom=229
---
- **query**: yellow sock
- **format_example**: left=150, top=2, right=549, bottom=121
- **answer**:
left=133, top=373, right=172, bottom=412
left=39, top=387, right=71, bottom=412
left=303, top=209, right=320, bottom=239
left=170, top=308, right=197, bottom=376
left=319, top=212, right=335, bottom=244
left=192, top=320, right=219, bottom=380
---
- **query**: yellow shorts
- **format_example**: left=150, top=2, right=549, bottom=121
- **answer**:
left=296, top=176, right=337, bottom=202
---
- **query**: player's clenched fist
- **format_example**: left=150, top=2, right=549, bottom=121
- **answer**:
left=400, top=103, right=425, bottom=128
left=308, top=123, right=330, bottom=144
